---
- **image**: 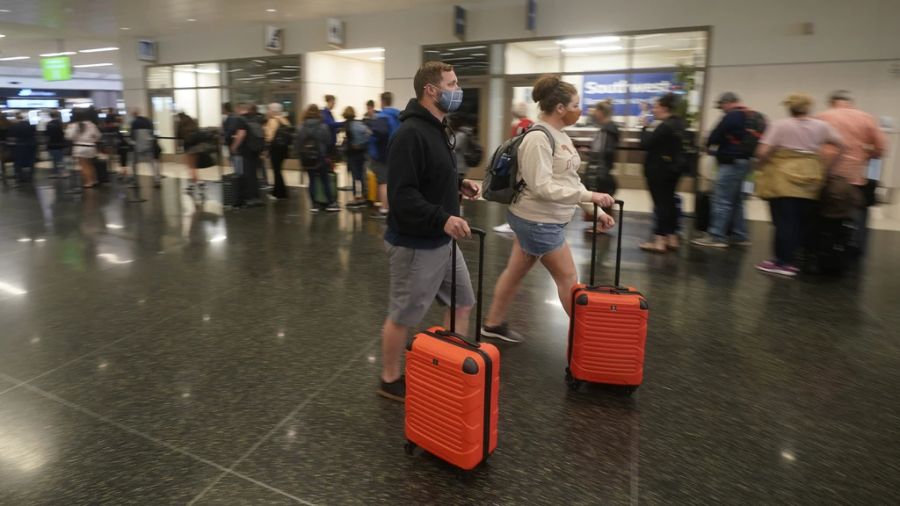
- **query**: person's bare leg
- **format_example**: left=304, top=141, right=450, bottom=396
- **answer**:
left=485, top=238, right=538, bottom=327
left=381, top=318, right=408, bottom=383
left=539, top=242, right=579, bottom=318
left=80, top=158, right=95, bottom=186
left=442, top=305, right=472, bottom=336
left=378, top=184, right=389, bottom=213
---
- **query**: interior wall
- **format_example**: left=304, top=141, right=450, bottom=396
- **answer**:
left=302, top=53, right=384, bottom=117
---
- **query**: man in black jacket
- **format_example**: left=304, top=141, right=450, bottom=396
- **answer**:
left=45, top=110, right=67, bottom=177
left=378, top=61, right=480, bottom=402
left=8, top=114, right=36, bottom=184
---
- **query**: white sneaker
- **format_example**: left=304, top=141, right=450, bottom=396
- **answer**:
left=493, top=223, right=513, bottom=234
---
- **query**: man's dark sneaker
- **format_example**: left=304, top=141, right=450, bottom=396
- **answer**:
left=480, top=322, right=525, bottom=343
left=378, top=375, right=406, bottom=402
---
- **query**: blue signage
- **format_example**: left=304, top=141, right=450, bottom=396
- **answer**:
left=581, top=72, right=676, bottom=116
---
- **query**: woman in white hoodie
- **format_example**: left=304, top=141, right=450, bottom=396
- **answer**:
left=481, top=75, right=616, bottom=343
left=65, top=109, right=102, bottom=188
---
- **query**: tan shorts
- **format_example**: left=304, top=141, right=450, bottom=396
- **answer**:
left=385, top=241, right=475, bottom=327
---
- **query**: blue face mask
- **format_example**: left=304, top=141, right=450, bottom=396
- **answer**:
left=436, top=88, right=464, bottom=113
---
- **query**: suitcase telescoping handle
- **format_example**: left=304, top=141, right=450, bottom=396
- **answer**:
left=590, top=200, right=625, bottom=288
left=449, top=227, right=486, bottom=345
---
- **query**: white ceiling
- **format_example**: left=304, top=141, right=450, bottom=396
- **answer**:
left=0, top=0, right=466, bottom=79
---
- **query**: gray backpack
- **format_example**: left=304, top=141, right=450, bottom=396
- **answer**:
left=482, top=125, right=555, bottom=204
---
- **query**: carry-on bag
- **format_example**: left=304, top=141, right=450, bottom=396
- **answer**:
left=404, top=228, right=500, bottom=472
left=567, top=201, right=649, bottom=394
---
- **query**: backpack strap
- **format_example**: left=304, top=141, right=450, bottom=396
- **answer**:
left=527, top=124, right=556, bottom=155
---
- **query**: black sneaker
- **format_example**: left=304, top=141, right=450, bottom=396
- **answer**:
left=325, top=203, right=341, bottom=212
left=377, top=376, right=406, bottom=402
left=480, top=322, right=524, bottom=343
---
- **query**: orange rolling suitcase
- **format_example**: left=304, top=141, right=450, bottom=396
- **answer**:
left=567, top=201, right=648, bottom=395
left=404, top=228, right=500, bottom=472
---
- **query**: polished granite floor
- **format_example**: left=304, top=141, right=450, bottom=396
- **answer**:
left=1, top=170, right=899, bottom=505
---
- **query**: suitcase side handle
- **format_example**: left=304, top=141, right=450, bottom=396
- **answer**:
left=590, top=200, right=625, bottom=288
left=450, top=227, right=486, bottom=342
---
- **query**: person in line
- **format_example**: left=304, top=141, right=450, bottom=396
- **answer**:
left=754, top=93, right=843, bottom=277
left=639, top=93, right=687, bottom=253
left=510, top=101, right=535, bottom=138
left=378, top=61, right=481, bottom=401
left=367, top=91, right=402, bottom=220
left=244, top=104, right=270, bottom=189
left=693, top=92, right=765, bottom=248
left=45, top=110, right=67, bottom=178
left=176, top=112, right=203, bottom=192
left=815, top=90, right=888, bottom=257
left=480, top=75, right=616, bottom=344
left=342, top=106, right=371, bottom=208
left=65, top=109, right=102, bottom=188
left=364, top=100, right=378, bottom=120
left=264, top=102, right=292, bottom=200
left=99, top=112, right=125, bottom=177
left=451, top=115, right=474, bottom=178
left=0, top=115, right=10, bottom=179
left=495, top=103, right=538, bottom=234
left=8, top=113, right=36, bottom=184
left=582, top=99, right=620, bottom=234
left=295, top=104, right=340, bottom=213
left=130, top=108, right=161, bottom=187
left=321, top=94, right=343, bottom=155
left=229, top=103, right=263, bottom=207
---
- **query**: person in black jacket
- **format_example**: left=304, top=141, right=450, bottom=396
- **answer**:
left=377, top=61, right=480, bottom=402
left=640, top=93, right=687, bottom=253
left=583, top=100, right=620, bottom=233
left=294, top=104, right=336, bottom=212
left=46, top=110, right=67, bottom=177
left=8, top=113, right=36, bottom=184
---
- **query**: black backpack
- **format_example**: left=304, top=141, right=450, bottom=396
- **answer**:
left=272, top=123, right=295, bottom=151
left=299, top=127, right=322, bottom=169
left=243, top=119, right=265, bottom=154
left=482, top=125, right=554, bottom=204
left=367, top=116, right=391, bottom=163
left=727, top=110, right=766, bottom=158
left=463, top=138, right=484, bottom=167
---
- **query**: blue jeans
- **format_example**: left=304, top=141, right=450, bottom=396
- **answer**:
left=49, top=148, right=65, bottom=175
left=708, top=159, right=751, bottom=242
left=769, top=197, right=815, bottom=266
left=346, top=153, right=366, bottom=198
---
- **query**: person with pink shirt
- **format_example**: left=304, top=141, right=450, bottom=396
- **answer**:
left=816, top=90, right=888, bottom=256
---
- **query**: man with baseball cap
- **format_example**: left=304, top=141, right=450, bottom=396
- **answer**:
left=693, top=92, right=766, bottom=248
left=816, top=90, right=888, bottom=257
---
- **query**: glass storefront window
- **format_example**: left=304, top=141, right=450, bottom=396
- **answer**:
left=173, top=64, right=197, bottom=88
left=227, top=57, right=300, bottom=87
left=144, top=56, right=300, bottom=136
left=423, top=44, right=489, bottom=76
left=195, top=63, right=223, bottom=87
left=561, top=36, right=631, bottom=73
left=197, top=88, right=222, bottom=127
left=146, top=66, right=172, bottom=89
left=632, top=31, right=707, bottom=69
left=505, top=41, right=561, bottom=75
left=173, top=89, right=198, bottom=118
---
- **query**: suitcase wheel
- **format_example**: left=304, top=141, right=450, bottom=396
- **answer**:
left=620, top=385, right=639, bottom=397
left=564, top=370, right=583, bottom=391
left=403, top=441, right=417, bottom=456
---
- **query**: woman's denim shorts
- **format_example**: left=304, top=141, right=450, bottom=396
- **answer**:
left=507, top=210, right=568, bottom=257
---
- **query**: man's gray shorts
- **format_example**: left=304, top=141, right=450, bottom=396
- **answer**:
left=371, top=160, right=388, bottom=184
left=385, top=241, right=476, bottom=327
